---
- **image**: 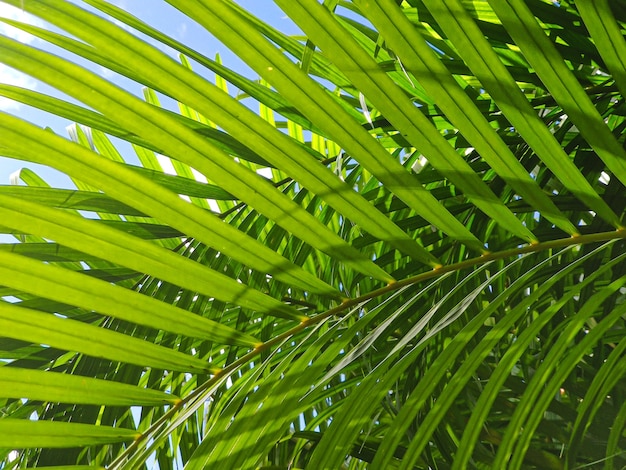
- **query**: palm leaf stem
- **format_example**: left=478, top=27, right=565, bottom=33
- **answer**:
left=108, top=227, right=626, bottom=467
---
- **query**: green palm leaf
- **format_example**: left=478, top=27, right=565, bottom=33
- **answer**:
left=0, top=0, right=625, bottom=468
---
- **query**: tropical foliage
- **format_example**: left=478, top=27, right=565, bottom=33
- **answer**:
left=0, top=0, right=626, bottom=468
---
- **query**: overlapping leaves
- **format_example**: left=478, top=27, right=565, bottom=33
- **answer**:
left=0, top=0, right=625, bottom=468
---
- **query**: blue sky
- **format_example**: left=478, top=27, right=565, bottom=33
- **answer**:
left=0, top=0, right=302, bottom=187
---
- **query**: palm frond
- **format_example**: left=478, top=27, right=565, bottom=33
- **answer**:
left=0, top=0, right=625, bottom=468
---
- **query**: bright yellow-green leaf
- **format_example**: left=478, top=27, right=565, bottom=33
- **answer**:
left=0, top=420, right=139, bottom=448
left=0, top=368, right=179, bottom=406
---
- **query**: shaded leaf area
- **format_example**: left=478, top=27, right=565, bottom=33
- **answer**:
left=0, top=0, right=625, bottom=469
